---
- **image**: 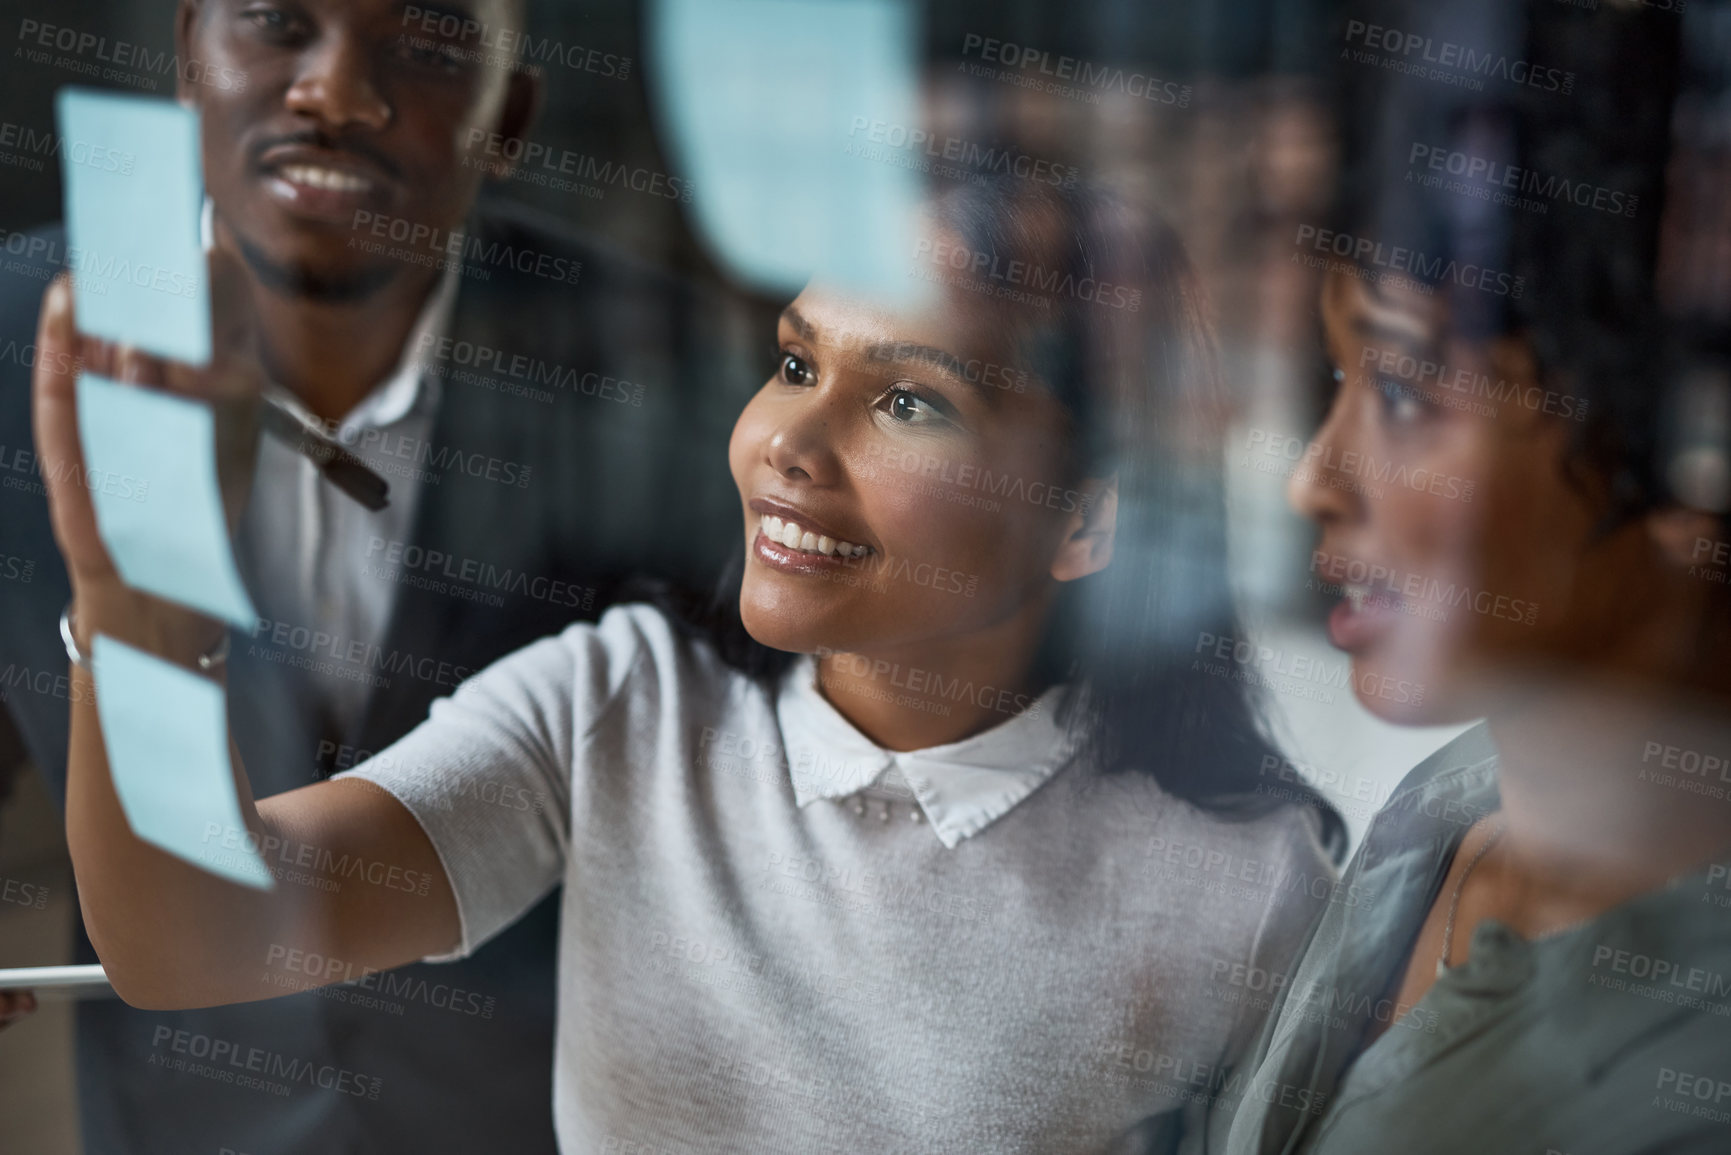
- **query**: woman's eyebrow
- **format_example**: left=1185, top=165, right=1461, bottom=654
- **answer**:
left=779, top=306, right=817, bottom=341
left=861, top=340, right=971, bottom=383
left=779, top=307, right=991, bottom=395
left=1351, top=315, right=1434, bottom=361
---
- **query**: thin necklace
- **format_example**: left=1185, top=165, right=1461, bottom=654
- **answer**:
left=1437, top=814, right=1508, bottom=978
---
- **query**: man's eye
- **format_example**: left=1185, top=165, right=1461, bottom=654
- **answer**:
left=242, top=6, right=302, bottom=38
left=779, top=353, right=814, bottom=386
left=397, top=38, right=468, bottom=71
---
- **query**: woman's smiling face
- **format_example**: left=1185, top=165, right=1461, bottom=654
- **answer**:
left=727, top=256, right=1096, bottom=659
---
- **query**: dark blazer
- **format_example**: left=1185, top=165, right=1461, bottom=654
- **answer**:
left=0, top=198, right=753, bottom=1154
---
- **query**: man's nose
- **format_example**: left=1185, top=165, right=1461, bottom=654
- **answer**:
left=284, top=38, right=391, bottom=132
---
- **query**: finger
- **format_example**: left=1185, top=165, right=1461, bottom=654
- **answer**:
left=114, top=344, right=168, bottom=390
left=33, top=278, right=117, bottom=582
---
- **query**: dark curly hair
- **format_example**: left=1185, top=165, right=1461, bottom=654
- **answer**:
left=1331, top=0, right=1730, bottom=532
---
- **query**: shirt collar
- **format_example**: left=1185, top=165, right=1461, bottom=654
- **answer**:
left=774, top=655, right=1079, bottom=849
left=200, top=197, right=458, bottom=438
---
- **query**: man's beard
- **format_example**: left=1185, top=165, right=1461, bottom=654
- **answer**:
left=229, top=224, right=399, bottom=304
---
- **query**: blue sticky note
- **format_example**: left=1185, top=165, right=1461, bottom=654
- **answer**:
left=91, top=635, right=273, bottom=891
left=647, top=0, right=927, bottom=303
left=77, top=373, right=257, bottom=627
left=57, top=89, right=211, bottom=366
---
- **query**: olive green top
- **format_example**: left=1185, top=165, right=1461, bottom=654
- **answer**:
left=1214, top=725, right=1731, bottom=1155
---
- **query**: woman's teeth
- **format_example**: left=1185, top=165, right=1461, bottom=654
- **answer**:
left=279, top=164, right=372, bottom=193
left=1345, top=585, right=1369, bottom=612
left=759, top=514, right=868, bottom=558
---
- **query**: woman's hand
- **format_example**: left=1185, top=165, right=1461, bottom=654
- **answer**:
left=31, top=246, right=264, bottom=655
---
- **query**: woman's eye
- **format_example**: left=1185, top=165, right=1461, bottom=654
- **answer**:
left=1374, top=376, right=1436, bottom=425
left=879, top=386, right=950, bottom=427
left=778, top=353, right=814, bottom=386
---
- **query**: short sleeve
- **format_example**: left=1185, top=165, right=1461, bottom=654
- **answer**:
left=333, top=605, right=652, bottom=962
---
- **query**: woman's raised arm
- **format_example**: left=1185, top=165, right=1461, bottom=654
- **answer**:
left=34, top=268, right=459, bottom=1010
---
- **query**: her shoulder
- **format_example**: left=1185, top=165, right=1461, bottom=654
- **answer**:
left=543, top=602, right=753, bottom=718
left=1154, top=785, right=1338, bottom=877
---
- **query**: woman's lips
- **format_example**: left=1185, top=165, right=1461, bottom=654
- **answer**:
left=1326, top=584, right=1403, bottom=652
left=750, top=513, right=876, bottom=576
left=753, top=530, right=868, bottom=576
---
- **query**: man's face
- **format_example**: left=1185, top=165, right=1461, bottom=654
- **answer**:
left=177, top=0, right=534, bottom=299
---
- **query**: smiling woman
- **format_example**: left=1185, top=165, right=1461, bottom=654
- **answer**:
left=43, top=173, right=1343, bottom=1152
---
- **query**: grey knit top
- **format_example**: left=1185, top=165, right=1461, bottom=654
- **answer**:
left=338, top=604, right=1337, bottom=1153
